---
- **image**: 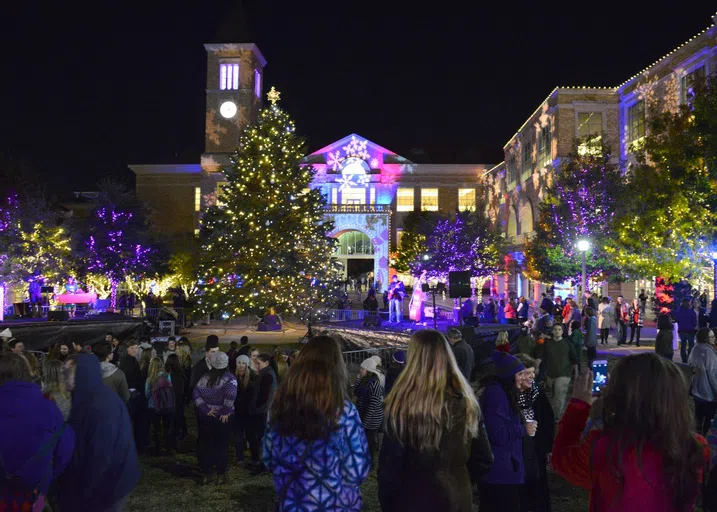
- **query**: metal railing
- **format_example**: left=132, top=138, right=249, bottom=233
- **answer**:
left=324, top=204, right=390, bottom=213
left=342, top=346, right=405, bottom=370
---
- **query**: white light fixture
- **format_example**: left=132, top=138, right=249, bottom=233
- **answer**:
left=220, top=101, right=237, bottom=119
left=577, top=239, right=590, bottom=252
left=711, top=251, right=717, bottom=260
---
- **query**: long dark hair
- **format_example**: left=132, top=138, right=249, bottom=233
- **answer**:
left=270, top=336, right=348, bottom=440
left=206, top=367, right=228, bottom=388
left=165, top=353, right=183, bottom=376
left=601, top=353, right=704, bottom=508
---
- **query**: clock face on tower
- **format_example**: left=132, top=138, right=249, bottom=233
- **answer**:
left=219, top=101, right=237, bottom=119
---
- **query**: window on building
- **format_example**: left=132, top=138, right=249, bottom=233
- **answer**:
left=216, top=181, right=228, bottom=206
left=681, top=66, right=706, bottom=105
left=397, top=188, right=414, bottom=212
left=396, top=228, right=404, bottom=249
left=577, top=112, right=603, bottom=138
left=537, top=120, right=552, bottom=168
left=335, top=231, right=374, bottom=256
left=331, top=188, right=338, bottom=204
left=421, top=188, right=439, bottom=211
left=507, top=154, right=518, bottom=185
left=627, top=100, right=645, bottom=145
left=521, top=141, right=532, bottom=178
left=370, top=186, right=376, bottom=204
left=254, top=69, right=262, bottom=98
left=219, top=63, right=240, bottom=91
left=458, top=188, right=476, bottom=211
left=507, top=207, right=518, bottom=237
left=342, top=187, right=366, bottom=204
left=194, top=187, right=201, bottom=212
left=520, top=201, right=534, bottom=234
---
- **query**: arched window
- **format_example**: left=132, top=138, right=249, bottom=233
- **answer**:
left=520, top=200, right=534, bottom=234
left=335, top=231, right=374, bottom=256
left=507, top=207, right=518, bottom=238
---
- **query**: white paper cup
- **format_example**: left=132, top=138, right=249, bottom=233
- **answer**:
left=526, top=419, right=537, bottom=437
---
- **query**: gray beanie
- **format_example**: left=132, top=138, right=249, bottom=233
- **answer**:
left=209, top=351, right=229, bottom=370
left=236, top=355, right=251, bottom=368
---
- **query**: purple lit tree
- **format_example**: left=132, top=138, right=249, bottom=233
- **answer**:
left=407, top=210, right=504, bottom=281
left=82, top=180, right=164, bottom=308
left=524, top=136, right=626, bottom=284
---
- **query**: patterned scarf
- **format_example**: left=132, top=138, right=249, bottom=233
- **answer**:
left=517, top=382, right=540, bottom=421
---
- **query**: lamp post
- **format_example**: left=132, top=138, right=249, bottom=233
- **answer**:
left=577, top=239, right=591, bottom=307
left=712, top=252, right=717, bottom=301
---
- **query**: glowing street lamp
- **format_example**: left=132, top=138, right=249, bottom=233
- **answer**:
left=577, top=239, right=590, bottom=307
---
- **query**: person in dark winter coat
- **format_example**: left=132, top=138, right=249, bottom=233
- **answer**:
left=655, top=314, right=675, bottom=361
left=59, top=353, right=140, bottom=511
left=384, top=350, right=406, bottom=396
left=233, top=355, right=257, bottom=465
left=478, top=351, right=533, bottom=512
left=379, top=330, right=493, bottom=512
left=120, top=339, right=148, bottom=449
left=515, top=354, right=554, bottom=512
left=446, top=328, right=475, bottom=382
left=247, top=353, right=278, bottom=475
left=0, top=353, right=75, bottom=510
left=190, top=335, right=220, bottom=391
left=165, top=353, right=187, bottom=443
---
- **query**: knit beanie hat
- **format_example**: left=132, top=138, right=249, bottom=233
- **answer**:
left=361, top=357, right=379, bottom=375
left=392, top=350, right=406, bottom=364
left=209, top=351, right=229, bottom=370
left=206, top=335, right=219, bottom=351
left=236, top=355, right=251, bottom=368
left=491, top=351, right=525, bottom=380
left=370, top=355, right=382, bottom=368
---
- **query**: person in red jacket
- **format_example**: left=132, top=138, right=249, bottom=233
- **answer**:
left=552, top=353, right=709, bottom=512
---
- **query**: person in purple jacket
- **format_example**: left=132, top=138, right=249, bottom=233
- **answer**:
left=0, top=352, right=75, bottom=511
left=477, top=351, right=536, bottom=512
left=192, top=351, right=237, bottom=485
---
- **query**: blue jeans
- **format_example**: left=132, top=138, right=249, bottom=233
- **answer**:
left=680, top=332, right=696, bottom=363
left=616, top=320, right=627, bottom=344
left=389, top=299, right=403, bottom=322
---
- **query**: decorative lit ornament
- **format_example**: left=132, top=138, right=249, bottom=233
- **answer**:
left=267, top=86, right=281, bottom=105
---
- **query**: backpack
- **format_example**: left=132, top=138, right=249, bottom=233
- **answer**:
left=151, top=375, right=175, bottom=414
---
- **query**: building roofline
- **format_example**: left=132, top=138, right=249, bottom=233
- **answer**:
left=617, top=12, right=717, bottom=90
left=129, top=164, right=201, bottom=175
left=203, top=43, right=267, bottom=67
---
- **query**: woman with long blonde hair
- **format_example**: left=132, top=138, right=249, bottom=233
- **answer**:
left=144, top=357, right=174, bottom=453
left=378, top=329, right=493, bottom=512
left=42, top=359, right=72, bottom=420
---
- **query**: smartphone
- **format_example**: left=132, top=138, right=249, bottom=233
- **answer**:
left=592, top=360, right=608, bottom=395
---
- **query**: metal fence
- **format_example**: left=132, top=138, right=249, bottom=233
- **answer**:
left=342, top=345, right=406, bottom=371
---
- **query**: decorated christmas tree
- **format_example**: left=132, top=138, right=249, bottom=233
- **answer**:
left=197, top=88, right=339, bottom=319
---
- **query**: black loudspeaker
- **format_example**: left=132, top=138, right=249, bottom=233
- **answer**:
left=48, top=310, right=70, bottom=322
left=448, top=271, right=471, bottom=298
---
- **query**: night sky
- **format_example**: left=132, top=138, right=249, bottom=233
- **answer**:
left=0, top=1, right=714, bottom=195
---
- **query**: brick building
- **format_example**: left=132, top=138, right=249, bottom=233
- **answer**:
left=130, top=13, right=717, bottom=298
left=484, top=13, right=717, bottom=302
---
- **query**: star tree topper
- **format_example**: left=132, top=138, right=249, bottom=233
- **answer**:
left=267, top=86, right=281, bottom=105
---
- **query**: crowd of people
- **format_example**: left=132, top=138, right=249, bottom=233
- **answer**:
left=2, top=301, right=717, bottom=511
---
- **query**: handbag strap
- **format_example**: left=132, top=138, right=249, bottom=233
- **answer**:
left=0, top=423, right=67, bottom=486
left=276, top=439, right=315, bottom=506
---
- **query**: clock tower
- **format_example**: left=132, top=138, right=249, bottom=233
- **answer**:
left=203, top=43, right=266, bottom=167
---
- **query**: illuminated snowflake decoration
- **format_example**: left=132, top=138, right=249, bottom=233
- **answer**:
left=335, top=174, right=356, bottom=191
left=328, top=135, right=371, bottom=171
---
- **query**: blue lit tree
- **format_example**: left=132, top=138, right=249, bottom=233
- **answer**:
left=406, top=210, right=503, bottom=281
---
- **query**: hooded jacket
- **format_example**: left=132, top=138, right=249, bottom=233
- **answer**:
left=58, top=354, right=140, bottom=511
left=100, top=361, right=130, bottom=403
left=688, top=343, right=717, bottom=403
left=0, top=380, right=75, bottom=496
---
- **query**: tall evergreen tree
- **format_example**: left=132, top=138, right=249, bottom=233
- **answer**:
left=524, top=137, right=625, bottom=284
left=197, top=90, right=338, bottom=319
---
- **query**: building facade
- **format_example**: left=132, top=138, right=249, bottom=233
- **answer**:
left=484, top=13, right=717, bottom=301
left=131, top=13, right=717, bottom=299
left=130, top=44, right=493, bottom=289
